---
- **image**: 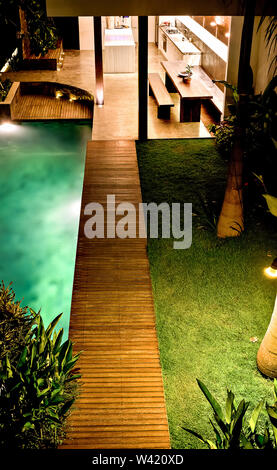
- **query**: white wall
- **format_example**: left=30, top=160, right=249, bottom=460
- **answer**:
left=148, top=16, right=155, bottom=42
left=79, top=16, right=94, bottom=50
left=124, top=16, right=156, bottom=42
left=78, top=16, right=107, bottom=50
left=226, top=17, right=243, bottom=88
left=79, top=16, right=155, bottom=46
left=225, top=15, right=274, bottom=115
left=252, top=17, right=276, bottom=93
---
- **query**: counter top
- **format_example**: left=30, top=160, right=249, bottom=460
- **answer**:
left=104, top=28, right=135, bottom=47
left=176, top=16, right=228, bottom=62
left=160, top=26, right=201, bottom=56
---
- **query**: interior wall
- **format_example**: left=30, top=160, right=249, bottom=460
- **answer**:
left=78, top=15, right=155, bottom=47
left=148, top=16, right=155, bottom=42
left=252, top=17, right=276, bottom=93
left=226, top=16, right=275, bottom=102
left=224, top=16, right=243, bottom=113
left=79, top=17, right=94, bottom=50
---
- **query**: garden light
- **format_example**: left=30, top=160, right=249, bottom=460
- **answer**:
left=257, top=256, right=277, bottom=378
left=0, top=122, right=17, bottom=132
left=264, top=258, right=277, bottom=279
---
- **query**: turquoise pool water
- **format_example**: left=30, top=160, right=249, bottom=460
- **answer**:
left=0, top=121, right=92, bottom=337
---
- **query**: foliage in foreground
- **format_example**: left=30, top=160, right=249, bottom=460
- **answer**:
left=0, top=78, right=12, bottom=102
left=209, top=77, right=277, bottom=198
left=0, top=0, right=58, bottom=57
left=0, top=283, right=81, bottom=449
left=183, top=379, right=277, bottom=449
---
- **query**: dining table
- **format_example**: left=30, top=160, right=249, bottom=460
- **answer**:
left=160, top=61, right=213, bottom=122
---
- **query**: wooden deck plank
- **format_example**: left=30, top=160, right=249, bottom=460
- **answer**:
left=62, top=140, right=170, bottom=449
left=12, top=94, right=93, bottom=120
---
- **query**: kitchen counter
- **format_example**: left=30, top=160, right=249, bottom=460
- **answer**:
left=105, top=28, right=135, bottom=47
left=160, top=25, right=201, bottom=56
left=104, top=28, right=136, bottom=73
left=176, top=16, right=228, bottom=62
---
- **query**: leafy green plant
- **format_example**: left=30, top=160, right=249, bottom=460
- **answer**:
left=24, top=0, right=58, bottom=56
left=0, top=0, right=58, bottom=57
left=185, top=65, right=193, bottom=78
left=210, top=76, right=277, bottom=152
left=0, top=286, right=81, bottom=449
left=210, top=77, right=277, bottom=198
left=0, top=78, right=12, bottom=102
left=183, top=379, right=277, bottom=449
left=252, top=172, right=277, bottom=218
left=195, top=192, right=219, bottom=232
left=0, top=282, right=35, bottom=361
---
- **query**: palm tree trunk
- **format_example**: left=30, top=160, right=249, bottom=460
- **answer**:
left=217, top=0, right=256, bottom=238
left=257, top=295, right=277, bottom=377
left=18, top=7, right=30, bottom=58
left=217, top=138, right=244, bottom=237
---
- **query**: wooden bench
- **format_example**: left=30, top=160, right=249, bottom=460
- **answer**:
left=148, top=73, right=174, bottom=119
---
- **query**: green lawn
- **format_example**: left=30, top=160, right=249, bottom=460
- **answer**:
left=136, top=138, right=277, bottom=449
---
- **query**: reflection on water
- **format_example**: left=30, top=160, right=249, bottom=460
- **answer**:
left=0, top=121, right=92, bottom=337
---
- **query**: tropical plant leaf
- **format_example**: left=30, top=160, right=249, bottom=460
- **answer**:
left=17, top=346, right=28, bottom=369
left=197, top=379, right=225, bottom=422
left=263, top=194, right=277, bottom=217
left=266, top=404, right=277, bottom=445
left=208, top=418, right=223, bottom=448
left=45, top=313, right=63, bottom=339
left=59, top=398, right=75, bottom=417
left=182, top=426, right=213, bottom=448
left=226, top=389, right=235, bottom=425
left=249, top=400, right=264, bottom=433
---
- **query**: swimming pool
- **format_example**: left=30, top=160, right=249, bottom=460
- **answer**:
left=0, top=121, right=92, bottom=337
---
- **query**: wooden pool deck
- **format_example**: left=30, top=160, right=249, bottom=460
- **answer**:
left=13, top=94, right=93, bottom=120
left=61, top=140, right=170, bottom=449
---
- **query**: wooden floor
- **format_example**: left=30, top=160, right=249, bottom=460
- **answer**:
left=4, top=46, right=214, bottom=138
left=13, top=94, right=93, bottom=120
left=61, top=140, right=170, bottom=449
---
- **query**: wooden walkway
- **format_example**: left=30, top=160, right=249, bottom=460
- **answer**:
left=61, top=140, right=170, bottom=449
left=13, top=94, right=93, bottom=120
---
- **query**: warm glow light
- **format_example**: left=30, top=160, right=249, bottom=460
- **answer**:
left=96, top=87, right=104, bottom=106
left=225, top=32, right=230, bottom=38
left=55, top=91, right=63, bottom=99
left=69, top=95, right=77, bottom=102
left=210, top=21, right=216, bottom=27
left=0, top=122, right=17, bottom=132
left=215, top=16, right=224, bottom=25
left=264, top=267, right=277, bottom=279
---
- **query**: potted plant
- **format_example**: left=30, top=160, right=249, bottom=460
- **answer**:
left=180, top=65, right=193, bottom=82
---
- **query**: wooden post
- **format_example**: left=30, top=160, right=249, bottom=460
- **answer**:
left=94, top=16, right=104, bottom=106
left=138, top=16, right=148, bottom=140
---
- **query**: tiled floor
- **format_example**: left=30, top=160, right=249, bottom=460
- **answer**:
left=4, top=43, right=216, bottom=140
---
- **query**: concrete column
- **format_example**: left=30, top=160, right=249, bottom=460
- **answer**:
left=138, top=16, right=148, bottom=140
left=94, top=16, right=104, bottom=105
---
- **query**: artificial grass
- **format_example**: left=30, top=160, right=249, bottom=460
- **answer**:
left=136, top=138, right=277, bottom=449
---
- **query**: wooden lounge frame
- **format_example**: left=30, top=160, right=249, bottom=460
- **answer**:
left=148, top=73, right=174, bottom=119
